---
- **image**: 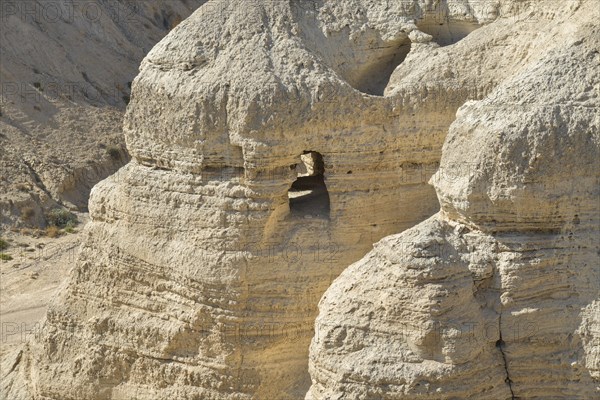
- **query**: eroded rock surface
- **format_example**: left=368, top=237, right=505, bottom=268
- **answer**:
left=308, top=1, right=600, bottom=398
left=0, top=0, right=206, bottom=225
left=3, top=0, right=598, bottom=399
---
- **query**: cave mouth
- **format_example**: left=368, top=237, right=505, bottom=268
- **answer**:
left=350, top=40, right=412, bottom=96
left=288, top=151, right=330, bottom=218
left=417, top=19, right=481, bottom=46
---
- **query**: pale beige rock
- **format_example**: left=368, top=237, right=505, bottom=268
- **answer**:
left=2, top=0, right=483, bottom=398
left=3, top=0, right=598, bottom=399
left=308, top=1, right=600, bottom=398
left=0, top=0, right=205, bottom=225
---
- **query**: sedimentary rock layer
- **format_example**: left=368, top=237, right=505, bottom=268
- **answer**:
left=308, top=1, right=600, bottom=398
left=0, top=0, right=206, bottom=224
left=4, top=0, right=598, bottom=399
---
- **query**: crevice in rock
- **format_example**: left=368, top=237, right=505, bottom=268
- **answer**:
left=57, top=153, right=130, bottom=211
left=415, top=1, right=482, bottom=47
left=417, top=19, right=480, bottom=47
left=22, top=160, right=53, bottom=201
left=496, top=313, right=516, bottom=400
left=4, top=350, right=23, bottom=378
left=350, top=41, right=412, bottom=96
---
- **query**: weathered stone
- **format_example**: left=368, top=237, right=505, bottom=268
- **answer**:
left=3, top=1, right=598, bottom=399
left=308, top=1, right=600, bottom=398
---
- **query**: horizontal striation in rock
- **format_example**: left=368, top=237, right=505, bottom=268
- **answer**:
left=308, top=0, right=600, bottom=398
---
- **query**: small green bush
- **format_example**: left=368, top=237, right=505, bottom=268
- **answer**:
left=0, top=253, right=13, bottom=261
left=46, top=208, right=77, bottom=228
left=64, top=220, right=76, bottom=233
left=0, top=238, right=8, bottom=251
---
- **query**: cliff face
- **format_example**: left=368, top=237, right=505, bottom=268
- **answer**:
left=0, top=0, right=206, bottom=225
left=308, top=1, right=600, bottom=398
left=3, top=0, right=598, bottom=399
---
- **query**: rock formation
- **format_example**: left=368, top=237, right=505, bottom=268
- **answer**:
left=308, top=1, right=600, bottom=398
left=2, top=0, right=598, bottom=399
left=0, top=0, right=205, bottom=226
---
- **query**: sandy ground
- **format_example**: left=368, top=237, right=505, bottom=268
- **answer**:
left=0, top=213, right=89, bottom=361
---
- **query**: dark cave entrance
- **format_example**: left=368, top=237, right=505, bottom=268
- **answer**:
left=288, top=151, right=330, bottom=218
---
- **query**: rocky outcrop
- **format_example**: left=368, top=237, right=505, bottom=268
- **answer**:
left=308, top=1, right=600, bottom=398
left=0, top=0, right=206, bottom=225
left=3, top=0, right=598, bottom=399
left=3, top=0, right=496, bottom=398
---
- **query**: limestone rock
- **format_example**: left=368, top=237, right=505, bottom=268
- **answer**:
left=2, top=0, right=495, bottom=398
left=3, top=0, right=598, bottom=399
left=308, top=1, right=600, bottom=398
left=0, top=0, right=206, bottom=225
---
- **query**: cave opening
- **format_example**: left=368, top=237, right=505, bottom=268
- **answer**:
left=351, top=40, right=412, bottom=96
left=288, top=151, right=330, bottom=218
left=416, top=6, right=482, bottom=47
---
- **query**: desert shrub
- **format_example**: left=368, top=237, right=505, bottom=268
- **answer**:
left=0, top=238, right=8, bottom=251
left=122, top=95, right=130, bottom=105
left=0, top=253, right=13, bottom=261
left=33, top=82, right=42, bottom=91
left=64, top=220, right=76, bottom=234
left=46, top=208, right=77, bottom=228
left=45, top=226, right=61, bottom=238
